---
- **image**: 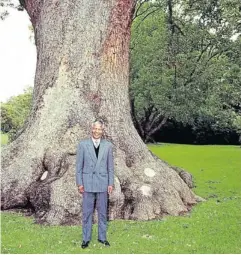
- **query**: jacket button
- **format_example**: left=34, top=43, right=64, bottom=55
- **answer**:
left=93, top=172, right=95, bottom=174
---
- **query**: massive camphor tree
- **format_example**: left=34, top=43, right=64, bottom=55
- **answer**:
left=1, top=0, right=199, bottom=225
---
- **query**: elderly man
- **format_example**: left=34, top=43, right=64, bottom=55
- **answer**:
left=76, top=120, right=114, bottom=249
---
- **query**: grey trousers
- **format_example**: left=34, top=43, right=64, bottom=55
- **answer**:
left=82, top=191, right=108, bottom=242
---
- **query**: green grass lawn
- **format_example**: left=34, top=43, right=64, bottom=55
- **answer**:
left=1, top=132, right=8, bottom=146
left=1, top=144, right=241, bottom=254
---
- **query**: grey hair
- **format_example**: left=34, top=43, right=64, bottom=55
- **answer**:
left=92, top=119, right=105, bottom=129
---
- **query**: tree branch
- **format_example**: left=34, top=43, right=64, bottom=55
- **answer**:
left=148, top=115, right=168, bottom=137
left=130, top=97, right=145, bottom=137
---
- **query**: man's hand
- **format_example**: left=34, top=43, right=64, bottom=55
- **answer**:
left=78, top=185, right=84, bottom=194
left=108, top=185, right=113, bottom=195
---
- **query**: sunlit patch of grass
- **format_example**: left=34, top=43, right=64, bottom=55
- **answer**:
left=1, top=132, right=8, bottom=145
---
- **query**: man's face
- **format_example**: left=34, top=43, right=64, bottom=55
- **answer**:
left=92, top=123, right=103, bottom=139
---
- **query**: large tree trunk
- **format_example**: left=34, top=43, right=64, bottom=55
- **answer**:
left=1, top=0, right=198, bottom=225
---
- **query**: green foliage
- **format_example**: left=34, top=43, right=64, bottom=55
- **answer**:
left=130, top=1, right=241, bottom=142
left=1, top=144, right=241, bottom=253
left=1, top=87, right=33, bottom=141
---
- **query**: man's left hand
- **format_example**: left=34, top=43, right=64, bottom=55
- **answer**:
left=108, top=185, right=113, bottom=194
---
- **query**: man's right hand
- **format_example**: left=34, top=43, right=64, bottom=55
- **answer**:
left=78, top=185, right=84, bottom=194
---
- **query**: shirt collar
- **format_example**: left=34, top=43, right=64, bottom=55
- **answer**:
left=91, top=137, right=101, bottom=144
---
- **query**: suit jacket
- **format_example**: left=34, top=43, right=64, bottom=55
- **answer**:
left=76, top=138, right=114, bottom=192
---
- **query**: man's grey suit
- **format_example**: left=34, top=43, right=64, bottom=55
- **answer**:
left=76, top=138, right=114, bottom=242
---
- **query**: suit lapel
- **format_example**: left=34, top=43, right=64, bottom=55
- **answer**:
left=96, top=139, right=106, bottom=163
left=94, top=139, right=107, bottom=171
left=87, top=139, right=97, bottom=163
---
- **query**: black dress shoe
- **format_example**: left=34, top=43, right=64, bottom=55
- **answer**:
left=98, top=239, right=110, bottom=246
left=81, top=241, right=89, bottom=249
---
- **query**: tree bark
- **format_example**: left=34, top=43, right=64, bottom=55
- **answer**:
left=1, top=0, right=198, bottom=225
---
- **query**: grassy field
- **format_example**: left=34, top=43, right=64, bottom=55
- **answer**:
left=1, top=132, right=8, bottom=146
left=1, top=144, right=241, bottom=254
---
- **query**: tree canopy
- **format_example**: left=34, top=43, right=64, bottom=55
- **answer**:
left=130, top=0, right=241, bottom=142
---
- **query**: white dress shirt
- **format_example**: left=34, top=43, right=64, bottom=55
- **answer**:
left=92, top=137, right=100, bottom=148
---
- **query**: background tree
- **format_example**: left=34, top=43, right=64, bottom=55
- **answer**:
left=130, top=0, right=241, bottom=143
left=1, top=0, right=197, bottom=225
left=1, top=86, right=33, bottom=140
left=0, top=0, right=24, bottom=20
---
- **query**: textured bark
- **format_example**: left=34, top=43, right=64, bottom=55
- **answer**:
left=1, top=0, right=198, bottom=225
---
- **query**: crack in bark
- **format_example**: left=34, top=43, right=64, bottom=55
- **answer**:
left=120, top=180, right=135, bottom=219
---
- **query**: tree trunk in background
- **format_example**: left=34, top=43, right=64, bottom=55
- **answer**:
left=1, top=0, right=198, bottom=225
